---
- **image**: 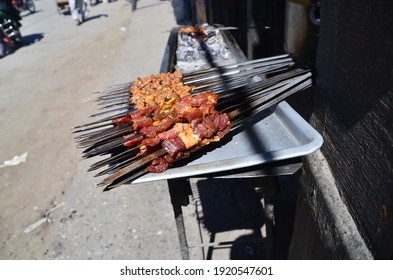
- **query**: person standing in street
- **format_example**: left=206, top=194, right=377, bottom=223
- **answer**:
left=68, top=0, right=88, bottom=25
left=68, top=0, right=80, bottom=25
left=130, top=0, right=137, bottom=11
left=171, top=0, right=192, bottom=25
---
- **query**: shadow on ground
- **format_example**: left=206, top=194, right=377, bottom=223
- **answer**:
left=194, top=175, right=298, bottom=260
left=83, top=14, right=109, bottom=24
left=22, top=33, right=44, bottom=46
left=195, top=178, right=267, bottom=259
left=21, top=10, right=43, bottom=18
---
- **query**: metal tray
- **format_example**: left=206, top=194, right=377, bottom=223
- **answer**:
left=131, top=27, right=323, bottom=184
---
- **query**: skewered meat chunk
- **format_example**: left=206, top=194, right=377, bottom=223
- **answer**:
left=139, top=126, right=158, bottom=138
left=123, top=135, right=144, bottom=147
left=147, top=157, right=169, bottom=173
left=141, top=136, right=161, bottom=147
left=179, top=25, right=206, bottom=34
left=150, top=111, right=231, bottom=172
left=158, top=123, right=191, bottom=140
left=130, top=71, right=192, bottom=109
left=178, top=128, right=199, bottom=149
left=162, top=138, right=187, bottom=158
left=155, top=117, right=175, bottom=133
left=112, top=115, right=132, bottom=125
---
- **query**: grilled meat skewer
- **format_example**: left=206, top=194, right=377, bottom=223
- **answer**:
left=74, top=56, right=312, bottom=191
left=91, top=72, right=311, bottom=190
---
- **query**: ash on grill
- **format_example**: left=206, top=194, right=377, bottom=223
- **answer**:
left=176, top=24, right=235, bottom=73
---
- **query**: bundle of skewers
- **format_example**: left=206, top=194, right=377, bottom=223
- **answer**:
left=72, top=54, right=312, bottom=191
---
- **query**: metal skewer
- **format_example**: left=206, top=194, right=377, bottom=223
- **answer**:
left=89, top=71, right=312, bottom=190
left=73, top=55, right=312, bottom=190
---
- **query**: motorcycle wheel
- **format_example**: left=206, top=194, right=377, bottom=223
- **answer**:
left=26, top=0, right=36, bottom=13
left=0, top=41, right=6, bottom=58
left=14, top=32, right=23, bottom=45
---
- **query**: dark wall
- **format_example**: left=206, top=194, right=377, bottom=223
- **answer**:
left=193, top=0, right=393, bottom=259
left=205, top=0, right=248, bottom=54
left=312, top=0, right=393, bottom=258
left=205, top=0, right=286, bottom=59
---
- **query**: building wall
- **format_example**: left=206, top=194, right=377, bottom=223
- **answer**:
left=312, top=0, right=393, bottom=258
left=204, top=0, right=286, bottom=59
left=289, top=0, right=393, bottom=259
left=193, top=0, right=393, bottom=259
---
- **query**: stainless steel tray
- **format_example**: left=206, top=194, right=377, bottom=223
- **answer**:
left=131, top=27, right=323, bottom=184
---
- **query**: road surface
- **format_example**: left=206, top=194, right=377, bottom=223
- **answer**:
left=0, top=0, right=186, bottom=259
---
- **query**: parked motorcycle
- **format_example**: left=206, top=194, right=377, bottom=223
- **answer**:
left=13, top=0, right=36, bottom=14
left=0, top=9, right=22, bottom=58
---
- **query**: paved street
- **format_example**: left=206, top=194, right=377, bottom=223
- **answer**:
left=0, top=0, right=192, bottom=260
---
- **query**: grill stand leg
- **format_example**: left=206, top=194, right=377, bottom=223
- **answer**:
left=252, top=177, right=278, bottom=259
left=168, top=179, right=192, bottom=260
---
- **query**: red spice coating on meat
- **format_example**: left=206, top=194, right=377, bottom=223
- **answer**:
left=112, top=115, right=132, bottom=125
left=130, top=71, right=191, bottom=109
left=123, top=135, right=144, bottom=147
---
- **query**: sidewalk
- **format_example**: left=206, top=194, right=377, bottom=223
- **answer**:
left=48, top=0, right=203, bottom=260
